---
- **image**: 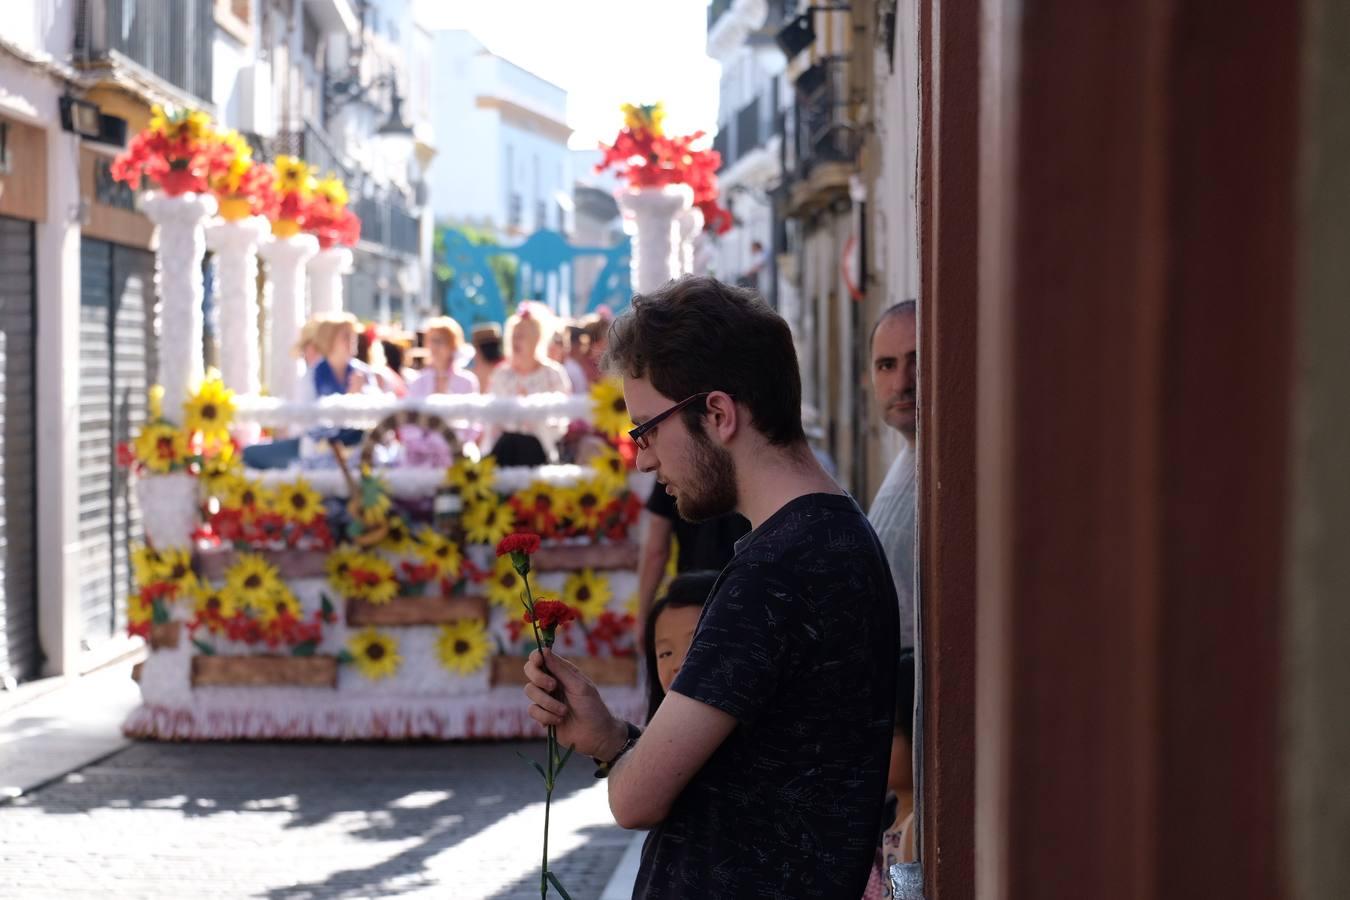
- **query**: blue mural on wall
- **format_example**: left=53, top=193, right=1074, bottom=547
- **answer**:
left=440, top=227, right=632, bottom=330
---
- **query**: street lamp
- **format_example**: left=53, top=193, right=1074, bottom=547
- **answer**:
left=375, top=86, right=414, bottom=139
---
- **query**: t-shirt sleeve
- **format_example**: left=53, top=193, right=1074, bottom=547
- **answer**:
left=670, top=562, right=800, bottom=724
left=645, top=480, right=677, bottom=518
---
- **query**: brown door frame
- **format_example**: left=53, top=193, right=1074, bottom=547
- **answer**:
left=963, top=1, right=1298, bottom=899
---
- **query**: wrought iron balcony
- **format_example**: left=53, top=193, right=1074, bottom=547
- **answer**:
left=272, top=122, right=356, bottom=184
left=353, top=192, right=421, bottom=257
left=788, top=56, right=858, bottom=176
left=74, top=0, right=215, bottom=103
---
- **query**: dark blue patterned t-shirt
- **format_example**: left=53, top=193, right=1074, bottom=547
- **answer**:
left=632, top=492, right=900, bottom=899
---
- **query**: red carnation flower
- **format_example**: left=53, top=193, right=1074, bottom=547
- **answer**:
left=523, top=599, right=577, bottom=648
left=495, top=532, right=542, bottom=557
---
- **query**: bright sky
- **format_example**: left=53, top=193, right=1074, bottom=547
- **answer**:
left=413, top=0, right=721, bottom=149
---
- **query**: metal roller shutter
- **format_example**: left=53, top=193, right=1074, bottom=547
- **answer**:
left=79, top=239, right=157, bottom=651
left=0, top=215, right=39, bottom=684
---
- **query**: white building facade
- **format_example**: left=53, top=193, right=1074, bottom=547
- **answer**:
left=426, top=31, right=572, bottom=239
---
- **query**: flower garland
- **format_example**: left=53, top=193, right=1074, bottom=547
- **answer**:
left=596, top=102, right=733, bottom=235
left=305, top=176, right=362, bottom=249
left=111, top=106, right=234, bottom=197
left=121, top=379, right=238, bottom=477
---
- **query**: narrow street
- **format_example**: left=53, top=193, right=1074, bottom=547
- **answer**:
left=0, top=740, right=630, bottom=899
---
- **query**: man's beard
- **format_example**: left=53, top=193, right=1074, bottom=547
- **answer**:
left=673, top=424, right=739, bottom=523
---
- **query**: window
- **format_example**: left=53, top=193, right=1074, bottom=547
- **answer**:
left=535, top=199, right=547, bottom=231
left=508, top=193, right=523, bottom=229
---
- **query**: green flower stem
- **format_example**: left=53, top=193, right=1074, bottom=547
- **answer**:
left=518, top=563, right=557, bottom=898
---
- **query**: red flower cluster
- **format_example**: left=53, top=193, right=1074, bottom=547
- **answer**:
left=198, top=508, right=333, bottom=551
left=596, top=124, right=733, bottom=235
left=189, top=607, right=331, bottom=649
left=583, top=611, right=638, bottom=658
left=399, top=560, right=440, bottom=590
left=496, top=533, right=543, bottom=557
left=306, top=195, right=361, bottom=249
left=524, top=599, right=578, bottom=632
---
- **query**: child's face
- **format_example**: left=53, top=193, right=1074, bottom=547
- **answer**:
left=653, top=605, right=702, bottom=693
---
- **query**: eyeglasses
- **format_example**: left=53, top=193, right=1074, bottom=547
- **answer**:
left=628, top=392, right=713, bottom=450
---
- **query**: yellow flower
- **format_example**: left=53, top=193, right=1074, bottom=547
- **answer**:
left=590, top=445, right=629, bottom=495
left=183, top=378, right=235, bottom=443
left=273, top=155, right=315, bottom=198
left=314, top=175, right=348, bottom=208
left=589, top=378, right=632, bottom=438
left=436, top=619, right=490, bottom=675
left=131, top=544, right=167, bottom=585
left=326, top=545, right=364, bottom=595
left=623, top=591, right=641, bottom=617
left=199, top=453, right=242, bottom=498
left=128, top=591, right=154, bottom=627
left=133, top=422, right=190, bottom=474
left=348, top=628, right=401, bottom=680
left=348, top=553, right=397, bottom=604
left=194, top=582, right=238, bottom=620
left=256, top=585, right=303, bottom=624
left=414, top=529, right=463, bottom=581
left=272, top=477, right=324, bottom=524
left=222, top=476, right=271, bottom=515
left=622, top=102, right=665, bottom=137
left=446, top=456, right=498, bottom=503
left=486, top=554, right=525, bottom=610
left=157, top=547, right=199, bottom=595
left=565, top=478, right=613, bottom=533
left=379, top=516, right=418, bottom=555
left=463, top=499, right=514, bottom=546
left=563, top=569, right=612, bottom=623
left=148, top=385, right=165, bottom=421
left=225, top=553, right=283, bottom=611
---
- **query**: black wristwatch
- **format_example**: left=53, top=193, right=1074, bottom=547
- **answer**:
left=592, top=721, right=642, bottom=778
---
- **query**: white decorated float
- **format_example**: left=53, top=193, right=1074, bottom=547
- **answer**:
left=111, top=108, right=667, bottom=741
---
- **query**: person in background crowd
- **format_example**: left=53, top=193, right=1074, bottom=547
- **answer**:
left=407, top=317, right=479, bottom=398
left=468, top=322, right=505, bottom=391
left=579, top=313, right=610, bottom=384
left=641, top=571, right=719, bottom=723
left=868, top=300, right=918, bottom=652
left=487, top=306, right=572, bottom=464
left=357, top=325, right=408, bottom=397
left=636, top=479, right=748, bottom=630
left=522, top=276, right=898, bottom=899
left=739, top=239, right=767, bottom=293
left=292, top=312, right=381, bottom=404
left=563, top=322, right=591, bottom=392
left=294, top=318, right=323, bottom=369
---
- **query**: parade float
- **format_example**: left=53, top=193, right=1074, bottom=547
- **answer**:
left=109, top=104, right=715, bottom=741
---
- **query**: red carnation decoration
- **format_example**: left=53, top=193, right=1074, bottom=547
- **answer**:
left=496, top=532, right=542, bottom=557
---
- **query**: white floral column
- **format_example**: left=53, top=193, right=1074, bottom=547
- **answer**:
left=258, top=233, right=319, bottom=400
left=141, top=190, right=217, bottom=423
left=307, top=246, right=353, bottom=316
left=677, top=206, right=704, bottom=276
left=205, top=216, right=269, bottom=396
left=617, top=184, right=693, bottom=294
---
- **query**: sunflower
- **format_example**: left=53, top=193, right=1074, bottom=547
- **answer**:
left=314, top=175, right=348, bottom=207
left=273, top=155, right=315, bottom=198
left=590, top=378, right=632, bottom=438
left=221, top=476, right=270, bottom=515
left=271, top=477, right=324, bottom=524
left=182, top=378, right=235, bottom=443
left=256, top=585, right=302, bottom=624
left=133, top=422, right=190, bottom=474
left=512, top=480, right=562, bottom=534
left=131, top=544, right=167, bottom=585
left=446, top=456, right=498, bottom=504
left=435, top=619, right=490, bottom=675
left=347, top=628, right=401, bottom=680
left=225, top=553, right=283, bottom=612
left=326, top=545, right=364, bottom=595
left=463, top=499, right=514, bottom=546
left=193, top=582, right=238, bottom=621
left=486, top=554, right=526, bottom=609
left=379, top=516, right=419, bottom=555
left=348, top=553, right=398, bottom=604
left=157, top=547, right=199, bottom=595
left=199, top=452, right=242, bottom=498
left=414, top=529, right=463, bottom=581
left=589, top=445, right=629, bottom=494
left=566, top=478, right=613, bottom=534
left=563, top=568, right=612, bottom=623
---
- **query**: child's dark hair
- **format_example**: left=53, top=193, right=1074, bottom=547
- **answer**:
left=643, top=570, right=720, bottom=723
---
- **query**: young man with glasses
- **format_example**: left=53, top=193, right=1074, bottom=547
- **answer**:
left=523, top=276, right=899, bottom=899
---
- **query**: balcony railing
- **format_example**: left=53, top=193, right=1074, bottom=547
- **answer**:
left=272, top=121, right=356, bottom=185
left=76, top=0, right=215, bottom=102
left=353, top=192, right=420, bottom=257
left=789, top=57, right=857, bottom=176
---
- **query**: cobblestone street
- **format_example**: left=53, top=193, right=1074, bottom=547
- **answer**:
left=0, top=740, right=630, bottom=899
